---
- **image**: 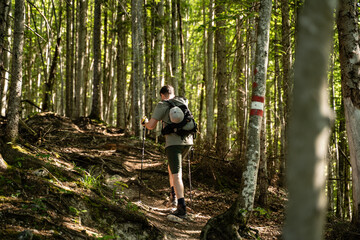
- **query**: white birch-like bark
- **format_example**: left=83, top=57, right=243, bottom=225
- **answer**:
left=5, top=0, right=25, bottom=142
left=284, top=0, right=336, bottom=239
left=240, top=0, right=272, bottom=211
left=337, top=0, right=360, bottom=225
left=0, top=0, right=10, bottom=115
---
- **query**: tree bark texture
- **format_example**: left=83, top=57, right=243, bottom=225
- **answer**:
left=74, top=0, right=87, bottom=118
left=131, top=0, right=145, bottom=137
left=215, top=0, right=228, bottom=158
left=116, top=1, right=128, bottom=129
left=201, top=0, right=272, bottom=238
left=337, top=0, right=360, bottom=226
left=0, top=0, right=10, bottom=112
left=206, top=0, right=215, bottom=144
left=43, top=37, right=61, bottom=112
left=240, top=0, right=272, bottom=212
left=171, top=0, right=179, bottom=94
left=89, top=0, right=102, bottom=120
left=283, top=0, right=336, bottom=239
left=5, top=0, right=25, bottom=142
left=65, top=0, right=74, bottom=118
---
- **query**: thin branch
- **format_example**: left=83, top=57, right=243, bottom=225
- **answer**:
left=8, top=15, right=46, bottom=42
left=25, top=23, right=46, bottom=42
left=26, top=0, right=50, bottom=40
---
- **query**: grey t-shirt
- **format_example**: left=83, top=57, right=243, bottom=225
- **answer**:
left=151, top=97, right=194, bottom=148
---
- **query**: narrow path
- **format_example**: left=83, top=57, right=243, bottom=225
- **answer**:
left=120, top=144, right=210, bottom=239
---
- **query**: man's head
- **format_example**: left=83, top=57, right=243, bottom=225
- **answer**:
left=160, top=85, right=175, bottom=100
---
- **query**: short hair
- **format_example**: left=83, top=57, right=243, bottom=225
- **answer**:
left=160, top=85, right=174, bottom=96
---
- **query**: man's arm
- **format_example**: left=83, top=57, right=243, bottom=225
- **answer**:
left=144, top=118, right=158, bottom=130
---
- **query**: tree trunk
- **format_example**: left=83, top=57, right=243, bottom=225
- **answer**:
left=283, top=0, right=336, bottom=239
left=102, top=9, right=109, bottom=121
left=65, top=0, right=74, bottom=118
left=0, top=0, right=10, bottom=115
left=42, top=36, right=61, bottom=112
left=235, top=15, right=247, bottom=162
left=131, top=0, right=145, bottom=137
left=279, top=0, right=292, bottom=187
left=337, top=0, right=360, bottom=226
left=206, top=0, right=215, bottom=144
left=152, top=0, right=164, bottom=140
left=89, top=0, right=102, bottom=120
left=74, top=0, right=87, bottom=118
left=201, top=0, right=272, bottom=238
left=164, top=0, right=171, bottom=84
left=258, top=110, right=268, bottom=207
left=177, top=0, right=186, bottom=97
left=116, top=1, right=128, bottom=129
left=5, top=0, right=25, bottom=142
left=171, top=0, right=179, bottom=94
left=215, top=0, right=228, bottom=159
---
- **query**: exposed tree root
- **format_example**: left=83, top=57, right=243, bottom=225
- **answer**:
left=200, top=203, right=259, bottom=240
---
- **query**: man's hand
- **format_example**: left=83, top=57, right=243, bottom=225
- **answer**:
left=141, top=116, right=148, bottom=126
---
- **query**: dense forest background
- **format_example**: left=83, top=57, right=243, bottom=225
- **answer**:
left=1, top=0, right=360, bottom=239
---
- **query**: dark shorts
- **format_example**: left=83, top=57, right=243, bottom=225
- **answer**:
left=165, top=145, right=191, bottom=174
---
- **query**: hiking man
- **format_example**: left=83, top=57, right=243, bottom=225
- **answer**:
left=141, top=85, right=193, bottom=218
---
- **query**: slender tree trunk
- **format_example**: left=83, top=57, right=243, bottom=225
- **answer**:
left=164, top=0, right=171, bottom=84
left=337, top=0, right=360, bottom=226
left=284, top=0, right=336, bottom=239
left=258, top=109, right=268, bottom=207
left=43, top=36, right=61, bottom=112
left=201, top=1, right=272, bottom=238
left=171, top=0, right=178, bottom=94
left=5, top=0, right=25, bottom=142
left=215, top=0, right=228, bottom=158
left=235, top=16, right=247, bottom=162
left=131, top=0, right=145, bottom=137
left=116, top=0, right=128, bottom=129
left=238, top=0, right=272, bottom=212
left=74, top=0, right=87, bottom=118
left=329, top=55, right=339, bottom=217
left=177, top=0, right=186, bottom=97
left=206, top=0, right=215, bottom=144
left=0, top=0, right=10, bottom=115
left=102, top=9, right=109, bottom=121
left=279, top=0, right=292, bottom=187
left=65, top=0, right=74, bottom=118
left=89, top=0, right=102, bottom=120
left=152, top=0, right=164, bottom=140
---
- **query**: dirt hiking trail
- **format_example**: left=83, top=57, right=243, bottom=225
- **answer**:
left=0, top=113, right=284, bottom=239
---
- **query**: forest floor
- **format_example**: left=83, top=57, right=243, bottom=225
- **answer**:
left=0, top=112, right=353, bottom=239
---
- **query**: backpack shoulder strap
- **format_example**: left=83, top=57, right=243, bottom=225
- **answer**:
left=163, top=99, right=177, bottom=108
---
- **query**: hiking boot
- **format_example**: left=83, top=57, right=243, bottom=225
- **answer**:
left=171, top=204, right=186, bottom=218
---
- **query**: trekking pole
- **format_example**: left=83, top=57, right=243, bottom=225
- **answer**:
left=188, top=147, right=193, bottom=205
left=139, top=126, right=145, bottom=202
